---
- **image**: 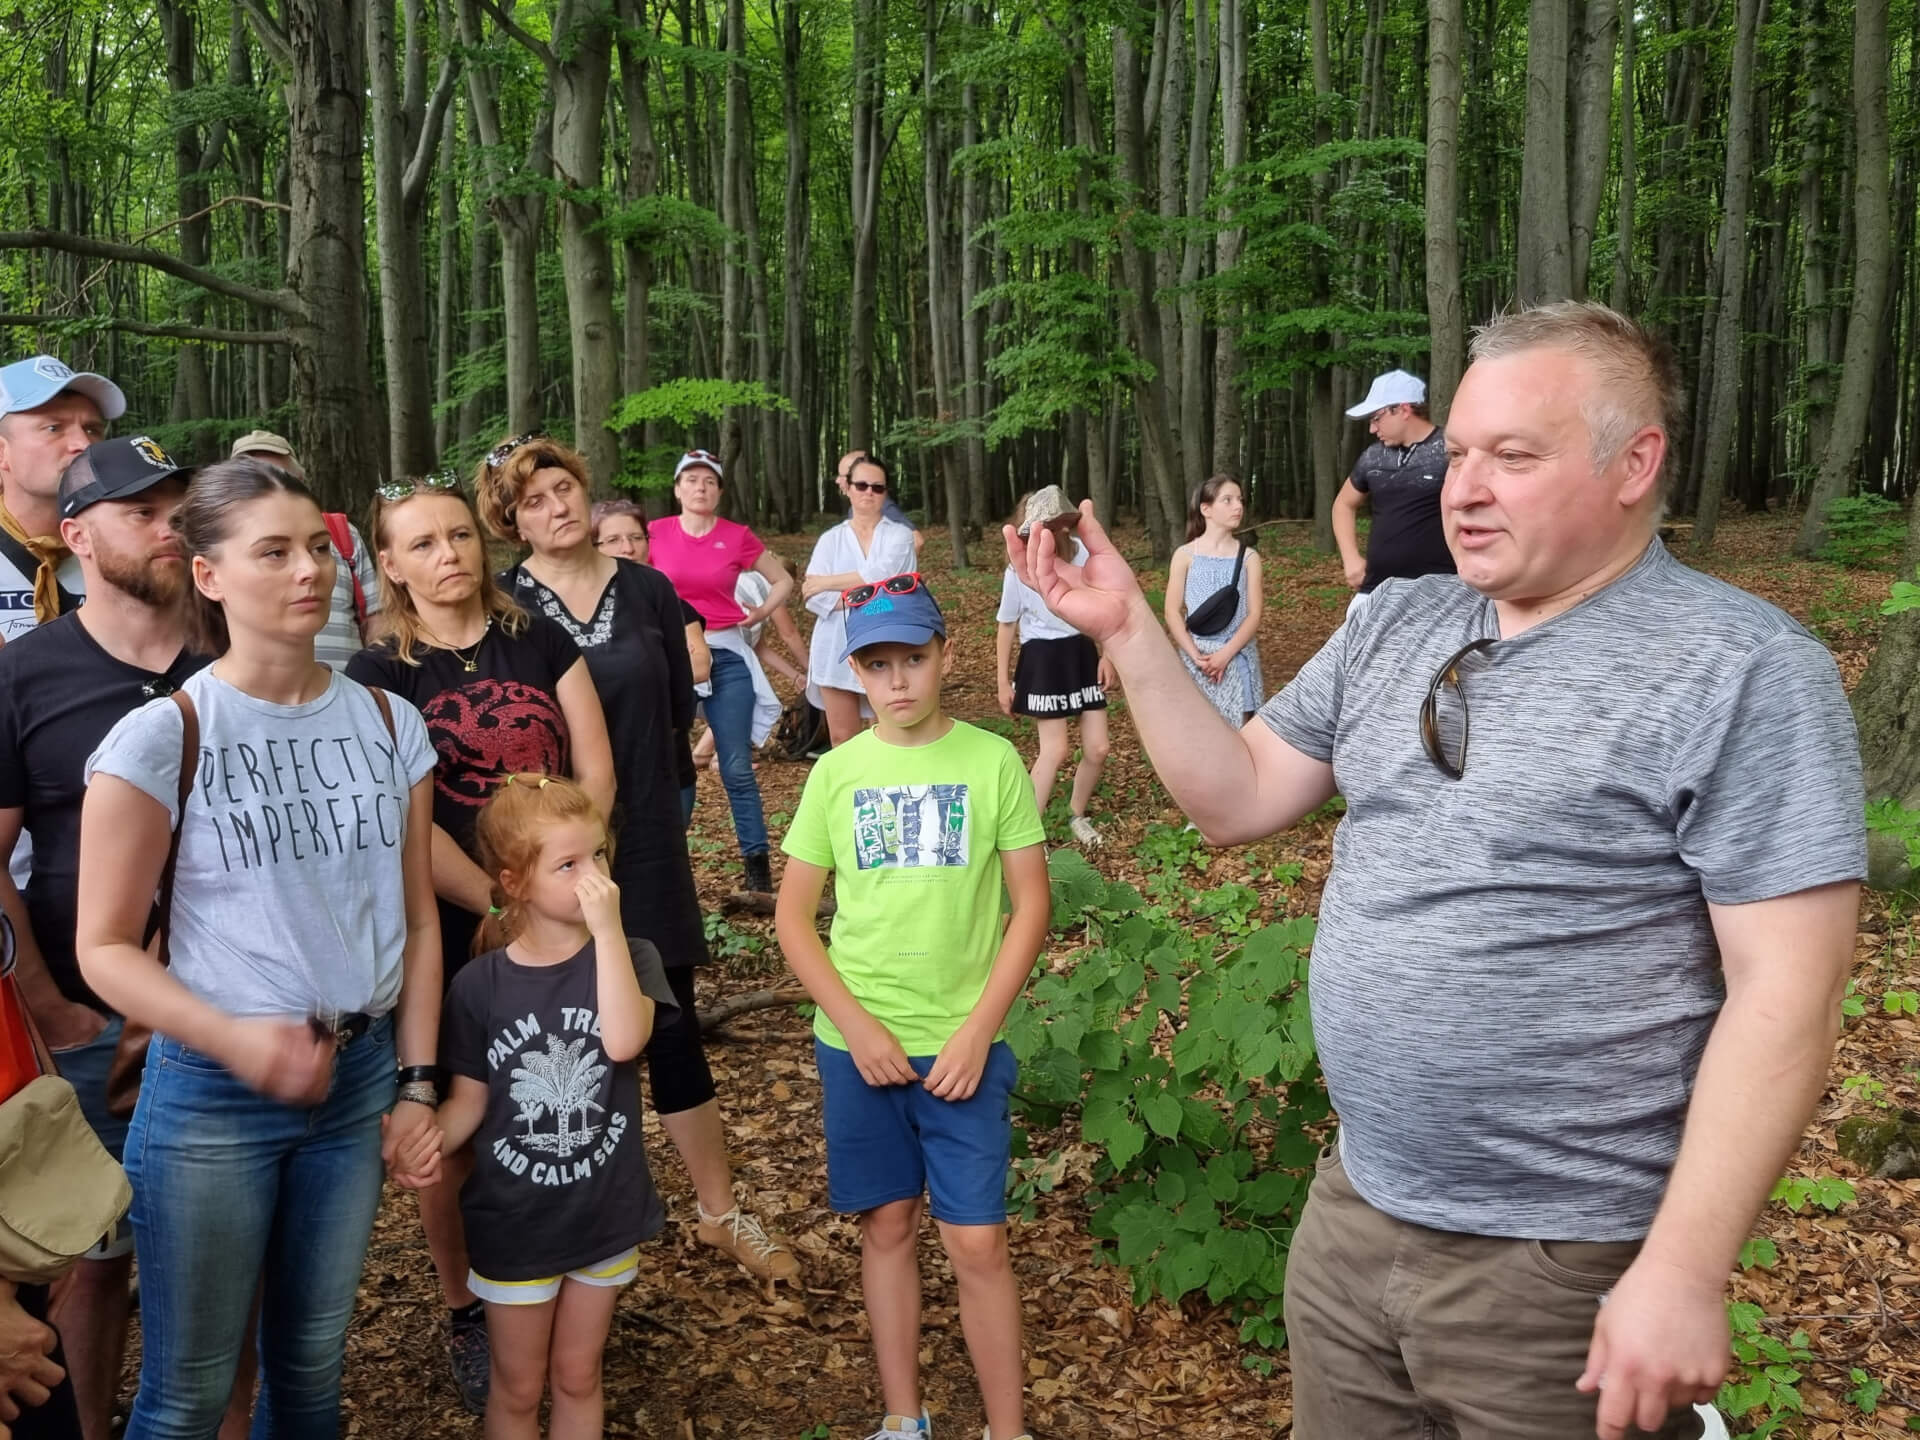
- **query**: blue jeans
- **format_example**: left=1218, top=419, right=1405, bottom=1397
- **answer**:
left=702, top=646, right=768, bottom=856
left=122, top=1016, right=396, bottom=1440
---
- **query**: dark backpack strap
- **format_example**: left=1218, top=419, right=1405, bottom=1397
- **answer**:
left=0, top=527, right=79, bottom=616
left=155, top=691, right=199, bottom=969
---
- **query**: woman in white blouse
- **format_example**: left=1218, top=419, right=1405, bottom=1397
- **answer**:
left=799, top=455, right=919, bottom=746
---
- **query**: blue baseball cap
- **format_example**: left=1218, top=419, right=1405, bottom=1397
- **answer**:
left=0, top=355, right=126, bottom=422
left=839, top=577, right=947, bottom=661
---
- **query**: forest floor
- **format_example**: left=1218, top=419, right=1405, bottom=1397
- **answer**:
left=315, top=510, right=1919, bottom=1439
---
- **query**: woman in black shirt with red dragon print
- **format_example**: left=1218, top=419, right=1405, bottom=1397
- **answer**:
left=347, top=473, right=615, bottom=1414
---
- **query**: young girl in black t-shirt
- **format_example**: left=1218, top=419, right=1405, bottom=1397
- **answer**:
left=396, top=775, right=676, bottom=1440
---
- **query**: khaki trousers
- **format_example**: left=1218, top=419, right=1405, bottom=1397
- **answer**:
left=1284, top=1145, right=1704, bottom=1440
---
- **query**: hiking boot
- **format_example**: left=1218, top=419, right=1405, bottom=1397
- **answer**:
left=447, top=1308, right=490, bottom=1415
left=864, top=1414, right=933, bottom=1440
left=695, top=1202, right=801, bottom=1281
left=1068, top=815, right=1100, bottom=846
left=742, top=851, right=774, bottom=895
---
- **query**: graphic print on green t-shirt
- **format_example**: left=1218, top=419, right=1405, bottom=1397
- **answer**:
left=852, top=784, right=970, bottom=870
left=783, top=722, right=1045, bottom=1056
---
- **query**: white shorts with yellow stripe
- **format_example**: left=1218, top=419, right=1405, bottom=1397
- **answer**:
left=467, top=1247, right=639, bottom=1306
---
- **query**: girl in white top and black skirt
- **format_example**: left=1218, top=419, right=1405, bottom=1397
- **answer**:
left=995, top=493, right=1113, bottom=846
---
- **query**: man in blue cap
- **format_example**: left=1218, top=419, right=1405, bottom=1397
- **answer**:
left=0, top=356, right=125, bottom=643
left=1331, top=368, right=1453, bottom=616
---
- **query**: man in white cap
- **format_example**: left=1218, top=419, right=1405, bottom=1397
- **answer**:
left=1332, top=369, right=1453, bottom=612
left=0, top=355, right=125, bottom=642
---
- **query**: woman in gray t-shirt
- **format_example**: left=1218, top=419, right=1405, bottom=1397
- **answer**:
left=76, top=459, right=443, bottom=1439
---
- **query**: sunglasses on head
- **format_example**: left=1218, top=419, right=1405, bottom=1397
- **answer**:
left=679, top=449, right=721, bottom=474
left=485, top=433, right=544, bottom=472
left=842, top=572, right=927, bottom=609
left=375, top=468, right=461, bottom=504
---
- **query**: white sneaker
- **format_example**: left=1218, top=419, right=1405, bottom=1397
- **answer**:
left=1693, top=1405, right=1730, bottom=1440
left=1068, top=814, right=1100, bottom=846
left=864, top=1414, right=932, bottom=1440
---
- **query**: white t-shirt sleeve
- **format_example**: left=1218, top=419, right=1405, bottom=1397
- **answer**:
left=995, top=567, right=1023, bottom=625
left=86, top=695, right=189, bottom=826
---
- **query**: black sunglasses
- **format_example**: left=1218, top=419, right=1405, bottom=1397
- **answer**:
left=1418, top=638, right=1495, bottom=780
left=843, top=572, right=927, bottom=609
left=849, top=479, right=888, bottom=494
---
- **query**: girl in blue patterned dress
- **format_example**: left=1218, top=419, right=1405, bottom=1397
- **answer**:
left=1165, top=475, right=1265, bottom=723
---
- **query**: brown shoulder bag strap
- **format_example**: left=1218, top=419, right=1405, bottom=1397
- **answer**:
left=155, top=690, right=200, bottom=968
left=109, top=690, right=198, bottom=1117
left=369, top=685, right=396, bottom=741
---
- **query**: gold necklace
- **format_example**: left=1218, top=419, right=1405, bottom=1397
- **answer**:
left=432, top=616, right=492, bottom=672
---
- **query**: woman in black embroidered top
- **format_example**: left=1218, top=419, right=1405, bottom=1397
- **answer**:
left=345, top=472, right=615, bottom=1411
left=474, top=436, right=800, bottom=1284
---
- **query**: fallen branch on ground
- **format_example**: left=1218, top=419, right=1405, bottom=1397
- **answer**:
left=697, top=986, right=808, bottom=1033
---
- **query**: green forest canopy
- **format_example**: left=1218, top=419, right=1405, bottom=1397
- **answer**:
left=0, top=0, right=1914, bottom=571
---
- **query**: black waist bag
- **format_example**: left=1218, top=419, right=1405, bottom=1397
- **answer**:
left=1184, top=542, right=1246, bottom=637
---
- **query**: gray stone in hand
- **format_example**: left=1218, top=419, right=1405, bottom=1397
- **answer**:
left=1017, top=485, right=1080, bottom=539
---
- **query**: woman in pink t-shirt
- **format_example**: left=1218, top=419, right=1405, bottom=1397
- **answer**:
left=648, top=451, right=793, bottom=893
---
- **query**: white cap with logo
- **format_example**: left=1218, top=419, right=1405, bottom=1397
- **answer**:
left=1346, top=370, right=1426, bottom=419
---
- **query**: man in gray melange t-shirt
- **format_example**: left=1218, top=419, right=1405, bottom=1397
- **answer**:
left=1005, top=302, right=1864, bottom=1440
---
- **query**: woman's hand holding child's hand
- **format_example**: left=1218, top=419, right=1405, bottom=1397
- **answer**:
left=383, top=1108, right=444, bottom=1190
left=575, top=872, right=623, bottom=937
left=924, top=1022, right=991, bottom=1102
left=845, top=1014, right=917, bottom=1088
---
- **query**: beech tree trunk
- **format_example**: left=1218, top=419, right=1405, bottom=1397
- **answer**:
left=846, top=0, right=886, bottom=450
left=1177, top=0, right=1216, bottom=489
left=1212, top=0, right=1246, bottom=473
left=282, top=0, right=382, bottom=510
left=549, top=5, right=621, bottom=489
left=1797, top=0, right=1892, bottom=555
left=1567, top=0, right=1619, bottom=298
left=1425, top=0, right=1465, bottom=418
left=368, top=0, right=455, bottom=478
left=1114, top=13, right=1185, bottom=559
left=459, top=0, right=551, bottom=439
left=1611, top=4, right=1637, bottom=310
left=1691, top=0, right=1766, bottom=549
left=1517, top=0, right=1574, bottom=302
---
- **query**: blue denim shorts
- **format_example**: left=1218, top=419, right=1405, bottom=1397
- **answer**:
left=52, top=1014, right=132, bottom=1162
left=814, top=1037, right=1015, bottom=1227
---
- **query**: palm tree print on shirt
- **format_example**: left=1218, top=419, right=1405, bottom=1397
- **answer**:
left=507, top=1033, right=609, bottom=1156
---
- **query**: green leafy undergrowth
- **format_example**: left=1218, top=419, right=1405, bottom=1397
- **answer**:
left=1006, top=849, right=1326, bottom=1359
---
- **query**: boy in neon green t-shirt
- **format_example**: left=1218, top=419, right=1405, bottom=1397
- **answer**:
left=776, top=574, right=1048, bottom=1440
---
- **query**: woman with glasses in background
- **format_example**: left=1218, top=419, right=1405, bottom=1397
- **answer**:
left=645, top=450, right=790, bottom=897
left=345, top=469, right=616, bottom=1415
left=800, top=455, right=919, bottom=747
left=477, top=437, right=801, bottom=1286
